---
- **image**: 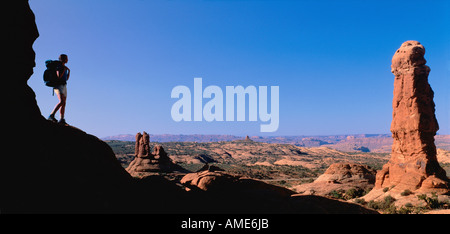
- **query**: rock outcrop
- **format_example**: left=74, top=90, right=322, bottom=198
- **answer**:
left=314, top=163, right=376, bottom=184
left=294, top=163, right=376, bottom=196
left=364, top=41, right=449, bottom=201
left=180, top=164, right=239, bottom=192
left=126, top=132, right=181, bottom=177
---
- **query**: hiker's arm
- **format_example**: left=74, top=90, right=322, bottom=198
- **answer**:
left=66, top=68, right=70, bottom=81
left=56, top=67, right=67, bottom=79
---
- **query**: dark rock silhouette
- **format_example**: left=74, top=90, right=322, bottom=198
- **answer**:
left=2, top=0, right=377, bottom=214
left=2, top=0, right=183, bottom=213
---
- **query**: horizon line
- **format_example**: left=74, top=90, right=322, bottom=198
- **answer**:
left=101, top=132, right=450, bottom=138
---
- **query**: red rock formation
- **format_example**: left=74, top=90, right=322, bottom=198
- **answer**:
left=374, top=41, right=449, bottom=194
left=180, top=164, right=296, bottom=198
left=316, top=163, right=376, bottom=183
left=294, top=163, right=376, bottom=196
left=126, top=132, right=178, bottom=177
left=135, top=132, right=151, bottom=157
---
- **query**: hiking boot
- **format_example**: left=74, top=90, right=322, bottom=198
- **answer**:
left=48, top=114, right=57, bottom=123
left=58, top=118, right=67, bottom=125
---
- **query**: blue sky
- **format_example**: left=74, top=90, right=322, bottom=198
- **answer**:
left=28, top=0, right=449, bottom=137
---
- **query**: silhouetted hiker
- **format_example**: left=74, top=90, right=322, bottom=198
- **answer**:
left=48, top=54, right=70, bottom=124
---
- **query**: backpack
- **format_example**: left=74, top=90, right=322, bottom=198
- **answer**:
left=43, top=60, right=64, bottom=87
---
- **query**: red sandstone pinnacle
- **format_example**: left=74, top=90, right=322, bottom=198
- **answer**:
left=135, top=131, right=150, bottom=158
left=127, top=132, right=175, bottom=177
left=374, top=41, right=449, bottom=194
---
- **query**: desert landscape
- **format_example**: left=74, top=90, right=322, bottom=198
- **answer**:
left=3, top=1, right=449, bottom=218
left=105, top=40, right=450, bottom=214
left=106, top=132, right=450, bottom=213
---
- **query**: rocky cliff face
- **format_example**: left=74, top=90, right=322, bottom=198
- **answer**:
left=364, top=41, right=449, bottom=201
left=2, top=1, right=137, bottom=213
left=2, top=0, right=188, bottom=213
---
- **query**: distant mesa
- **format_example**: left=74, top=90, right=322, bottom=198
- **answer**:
left=233, top=135, right=254, bottom=143
left=242, top=135, right=254, bottom=142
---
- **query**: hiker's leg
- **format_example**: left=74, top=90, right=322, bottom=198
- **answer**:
left=59, top=85, right=67, bottom=119
left=50, top=91, right=63, bottom=116
left=60, top=95, right=66, bottom=119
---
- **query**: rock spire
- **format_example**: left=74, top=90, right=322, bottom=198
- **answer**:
left=126, top=132, right=175, bottom=177
left=371, top=41, right=449, bottom=196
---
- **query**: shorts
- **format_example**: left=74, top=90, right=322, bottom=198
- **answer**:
left=54, top=84, right=67, bottom=97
